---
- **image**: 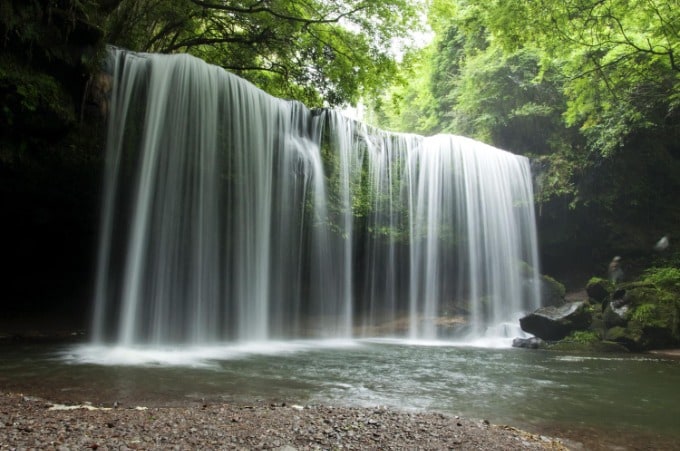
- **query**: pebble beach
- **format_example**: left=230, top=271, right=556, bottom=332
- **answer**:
left=1, top=392, right=568, bottom=450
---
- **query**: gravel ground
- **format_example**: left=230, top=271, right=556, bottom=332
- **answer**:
left=0, top=392, right=569, bottom=450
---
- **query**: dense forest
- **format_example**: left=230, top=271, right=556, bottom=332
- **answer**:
left=1, top=0, right=678, bottom=336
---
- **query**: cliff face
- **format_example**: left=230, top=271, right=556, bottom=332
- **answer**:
left=0, top=1, right=111, bottom=330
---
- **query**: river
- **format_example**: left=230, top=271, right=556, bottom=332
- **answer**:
left=1, top=339, right=678, bottom=449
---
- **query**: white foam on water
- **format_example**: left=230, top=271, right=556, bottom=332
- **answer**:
left=62, top=339, right=361, bottom=367
left=359, top=334, right=516, bottom=350
left=553, top=355, right=658, bottom=363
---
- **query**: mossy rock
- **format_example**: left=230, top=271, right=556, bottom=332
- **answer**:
left=629, top=302, right=680, bottom=349
left=543, top=268, right=680, bottom=353
left=620, top=284, right=665, bottom=308
left=627, top=285, right=679, bottom=334
left=602, top=303, right=631, bottom=328
left=518, top=263, right=566, bottom=307
left=586, top=277, right=612, bottom=302
left=540, top=274, right=566, bottom=306
left=589, top=315, right=605, bottom=332
left=604, top=326, right=642, bottom=349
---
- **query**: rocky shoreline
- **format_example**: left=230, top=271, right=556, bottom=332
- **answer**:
left=1, top=392, right=568, bottom=450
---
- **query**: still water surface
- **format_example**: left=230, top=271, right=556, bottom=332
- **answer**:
left=1, top=339, right=678, bottom=448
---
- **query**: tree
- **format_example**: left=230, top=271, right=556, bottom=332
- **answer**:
left=477, top=0, right=680, bottom=156
left=368, top=46, right=441, bottom=135
left=103, top=0, right=421, bottom=107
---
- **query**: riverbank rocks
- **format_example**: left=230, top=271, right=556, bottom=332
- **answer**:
left=521, top=269, right=680, bottom=352
left=596, top=283, right=680, bottom=350
left=602, top=301, right=630, bottom=328
left=512, top=337, right=545, bottom=349
left=519, top=301, right=591, bottom=341
left=0, top=393, right=568, bottom=450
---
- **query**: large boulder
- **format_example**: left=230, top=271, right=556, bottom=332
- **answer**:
left=519, top=301, right=592, bottom=341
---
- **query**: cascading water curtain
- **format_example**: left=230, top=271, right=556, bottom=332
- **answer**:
left=92, top=48, right=541, bottom=346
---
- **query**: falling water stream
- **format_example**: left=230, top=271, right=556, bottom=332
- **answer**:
left=92, top=48, right=541, bottom=346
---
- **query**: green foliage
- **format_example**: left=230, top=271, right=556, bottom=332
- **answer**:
left=102, top=0, right=421, bottom=107
left=614, top=281, right=680, bottom=348
left=369, top=48, right=440, bottom=134
left=631, top=303, right=658, bottom=324
left=316, top=124, right=415, bottom=242
left=447, top=46, right=572, bottom=155
left=0, top=55, right=75, bottom=126
left=642, top=267, right=680, bottom=292
left=565, top=330, right=600, bottom=344
left=604, top=325, right=639, bottom=344
left=588, top=277, right=609, bottom=286
left=471, top=0, right=680, bottom=155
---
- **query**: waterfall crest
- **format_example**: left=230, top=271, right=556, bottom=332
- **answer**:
left=92, top=48, right=541, bottom=345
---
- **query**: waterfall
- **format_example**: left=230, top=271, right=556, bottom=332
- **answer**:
left=92, top=48, right=542, bottom=346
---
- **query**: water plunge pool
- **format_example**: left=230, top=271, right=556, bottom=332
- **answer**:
left=1, top=339, right=678, bottom=449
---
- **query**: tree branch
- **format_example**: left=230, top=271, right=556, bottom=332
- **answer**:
left=162, top=32, right=273, bottom=53
left=188, top=0, right=369, bottom=25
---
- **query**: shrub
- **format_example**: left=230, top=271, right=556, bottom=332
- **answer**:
left=642, top=267, right=680, bottom=292
left=631, top=303, right=658, bottom=324
left=566, top=330, right=599, bottom=344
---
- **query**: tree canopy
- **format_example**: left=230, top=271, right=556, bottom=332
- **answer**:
left=103, top=0, right=422, bottom=107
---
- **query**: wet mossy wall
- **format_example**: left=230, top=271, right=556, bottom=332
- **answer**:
left=0, top=1, right=114, bottom=331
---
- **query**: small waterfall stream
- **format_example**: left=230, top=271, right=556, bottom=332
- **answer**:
left=92, top=48, right=541, bottom=346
